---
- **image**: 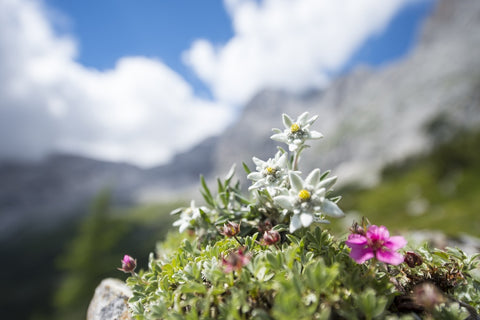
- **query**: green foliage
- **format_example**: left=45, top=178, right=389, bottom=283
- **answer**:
left=336, top=129, right=480, bottom=236
left=53, top=191, right=180, bottom=319
left=127, top=227, right=479, bottom=319
left=126, top=113, right=480, bottom=319
left=54, top=190, right=127, bottom=317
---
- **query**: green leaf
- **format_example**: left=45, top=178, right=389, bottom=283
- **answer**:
left=320, top=170, right=331, bottom=181
left=179, top=282, right=207, bottom=294
left=224, top=163, right=236, bottom=184
left=200, top=175, right=212, bottom=198
left=432, top=250, right=450, bottom=260
left=242, top=162, right=252, bottom=174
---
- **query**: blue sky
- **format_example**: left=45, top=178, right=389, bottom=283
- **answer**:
left=44, top=0, right=234, bottom=98
left=45, top=0, right=433, bottom=95
left=0, top=0, right=434, bottom=166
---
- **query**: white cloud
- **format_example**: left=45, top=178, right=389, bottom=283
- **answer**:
left=0, top=0, right=424, bottom=166
left=0, top=0, right=233, bottom=167
left=184, top=0, right=421, bottom=106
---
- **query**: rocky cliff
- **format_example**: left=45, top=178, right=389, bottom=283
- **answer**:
left=208, top=0, right=480, bottom=186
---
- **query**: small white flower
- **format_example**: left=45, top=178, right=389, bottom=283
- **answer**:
left=273, top=169, right=344, bottom=232
left=171, top=200, right=204, bottom=233
left=270, top=112, right=323, bottom=152
left=247, top=152, right=289, bottom=195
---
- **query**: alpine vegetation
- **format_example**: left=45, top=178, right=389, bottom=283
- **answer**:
left=123, top=112, right=480, bottom=319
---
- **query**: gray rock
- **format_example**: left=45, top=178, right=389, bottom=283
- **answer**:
left=408, top=230, right=480, bottom=256
left=87, top=278, right=132, bottom=320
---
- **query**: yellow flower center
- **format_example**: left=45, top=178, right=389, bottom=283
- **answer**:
left=298, top=189, right=311, bottom=201
left=290, top=123, right=300, bottom=133
left=266, top=167, right=275, bottom=174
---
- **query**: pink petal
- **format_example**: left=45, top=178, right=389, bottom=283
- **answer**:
left=367, top=225, right=390, bottom=242
left=376, top=249, right=405, bottom=265
left=350, top=247, right=374, bottom=264
left=385, top=236, right=407, bottom=251
left=345, top=234, right=368, bottom=247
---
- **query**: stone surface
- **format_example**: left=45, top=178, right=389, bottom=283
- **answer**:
left=87, top=278, right=132, bottom=320
left=408, top=231, right=480, bottom=256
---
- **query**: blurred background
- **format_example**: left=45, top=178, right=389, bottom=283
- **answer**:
left=1, top=0, right=479, bottom=318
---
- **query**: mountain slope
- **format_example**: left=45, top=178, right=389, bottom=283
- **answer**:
left=209, top=0, right=480, bottom=187
left=1, top=0, right=480, bottom=241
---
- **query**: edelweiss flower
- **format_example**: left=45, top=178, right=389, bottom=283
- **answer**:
left=247, top=152, right=289, bottom=195
left=271, top=112, right=323, bottom=152
left=345, top=225, right=407, bottom=265
left=274, top=169, right=344, bottom=232
left=171, top=200, right=204, bottom=233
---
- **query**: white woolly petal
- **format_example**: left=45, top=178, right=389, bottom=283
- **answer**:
left=252, top=157, right=265, bottom=168
left=249, top=181, right=265, bottom=191
left=172, top=219, right=182, bottom=226
left=297, top=112, right=309, bottom=125
left=306, top=114, right=319, bottom=126
left=272, top=128, right=282, bottom=134
left=179, top=222, right=188, bottom=233
left=321, top=199, right=345, bottom=218
left=305, top=168, right=321, bottom=186
left=309, top=131, right=323, bottom=139
left=290, top=214, right=302, bottom=233
left=282, top=113, right=293, bottom=128
left=318, top=176, right=337, bottom=190
left=247, top=172, right=263, bottom=181
left=313, top=188, right=326, bottom=202
left=271, top=133, right=288, bottom=142
left=277, top=152, right=288, bottom=167
left=289, top=172, right=304, bottom=192
left=274, top=195, right=294, bottom=210
left=300, top=213, right=313, bottom=227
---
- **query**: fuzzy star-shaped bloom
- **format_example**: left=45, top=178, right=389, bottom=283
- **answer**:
left=273, top=169, right=344, bottom=232
left=270, top=112, right=323, bottom=152
left=171, top=200, right=204, bottom=233
left=247, top=151, right=289, bottom=195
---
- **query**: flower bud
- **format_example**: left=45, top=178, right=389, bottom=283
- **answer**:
left=349, top=222, right=366, bottom=236
left=404, top=251, right=423, bottom=268
left=220, top=221, right=241, bottom=237
left=118, top=254, right=137, bottom=274
left=262, top=230, right=281, bottom=245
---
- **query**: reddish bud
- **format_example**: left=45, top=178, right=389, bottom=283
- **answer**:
left=349, top=222, right=366, bottom=236
left=404, top=251, right=423, bottom=268
left=118, top=254, right=137, bottom=274
left=220, top=221, right=241, bottom=237
left=262, top=230, right=281, bottom=245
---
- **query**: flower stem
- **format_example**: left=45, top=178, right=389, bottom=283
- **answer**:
left=234, top=235, right=244, bottom=246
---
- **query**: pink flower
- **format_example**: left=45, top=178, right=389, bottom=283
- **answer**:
left=118, top=254, right=137, bottom=274
left=221, top=248, right=251, bottom=273
left=345, top=225, right=407, bottom=265
left=220, top=221, right=241, bottom=237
